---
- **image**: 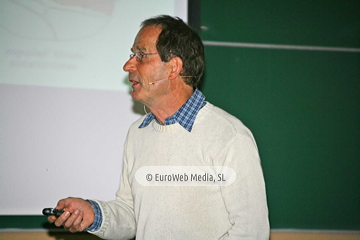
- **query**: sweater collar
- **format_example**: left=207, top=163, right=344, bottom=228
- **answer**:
left=138, top=88, right=206, bottom=132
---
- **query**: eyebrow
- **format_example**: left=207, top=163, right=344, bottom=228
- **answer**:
left=131, top=46, right=147, bottom=53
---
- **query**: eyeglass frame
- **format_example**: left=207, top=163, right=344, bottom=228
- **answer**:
left=129, top=52, right=179, bottom=63
left=129, top=52, right=158, bottom=62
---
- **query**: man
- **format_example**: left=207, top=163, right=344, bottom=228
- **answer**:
left=48, top=15, right=269, bottom=239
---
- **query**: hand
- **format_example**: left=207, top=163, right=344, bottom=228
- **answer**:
left=48, top=197, right=95, bottom=233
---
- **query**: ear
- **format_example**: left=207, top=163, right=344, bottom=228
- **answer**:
left=168, top=56, right=183, bottom=80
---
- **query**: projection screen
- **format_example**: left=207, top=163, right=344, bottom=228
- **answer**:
left=0, top=0, right=187, bottom=215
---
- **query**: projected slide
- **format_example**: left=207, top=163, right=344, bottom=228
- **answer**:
left=0, top=0, right=182, bottom=91
left=0, top=0, right=114, bottom=40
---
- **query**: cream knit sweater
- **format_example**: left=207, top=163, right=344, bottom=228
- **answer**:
left=91, top=102, right=269, bottom=240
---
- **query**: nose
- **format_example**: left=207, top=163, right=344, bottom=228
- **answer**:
left=123, top=56, right=137, bottom=72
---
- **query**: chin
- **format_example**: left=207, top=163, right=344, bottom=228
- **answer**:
left=131, top=91, right=139, bottom=100
left=131, top=91, right=144, bottom=103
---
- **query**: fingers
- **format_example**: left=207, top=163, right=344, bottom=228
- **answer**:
left=53, top=210, right=70, bottom=227
left=70, top=210, right=85, bottom=232
left=47, top=197, right=95, bottom=233
left=63, top=209, right=84, bottom=232
left=47, top=215, right=57, bottom=224
left=53, top=209, right=84, bottom=232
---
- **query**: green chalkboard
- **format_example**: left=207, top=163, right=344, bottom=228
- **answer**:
left=199, top=0, right=360, bottom=230
left=0, top=216, right=49, bottom=229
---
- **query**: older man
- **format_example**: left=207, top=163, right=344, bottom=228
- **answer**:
left=49, top=15, right=269, bottom=239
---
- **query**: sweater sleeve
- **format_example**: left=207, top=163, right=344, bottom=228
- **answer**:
left=219, top=130, right=270, bottom=240
left=88, top=145, right=136, bottom=239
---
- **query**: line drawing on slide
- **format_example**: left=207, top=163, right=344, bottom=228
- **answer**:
left=0, top=0, right=115, bottom=41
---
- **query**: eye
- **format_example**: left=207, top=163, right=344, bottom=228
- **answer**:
left=138, top=53, right=145, bottom=61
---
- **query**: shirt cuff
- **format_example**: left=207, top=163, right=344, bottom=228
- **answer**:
left=85, top=199, right=102, bottom=232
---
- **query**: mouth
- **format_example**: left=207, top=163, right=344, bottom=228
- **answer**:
left=129, top=79, right=140, bottom=87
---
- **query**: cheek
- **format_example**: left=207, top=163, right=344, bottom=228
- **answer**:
left=138, top=57, right=169, bottom=79
left=139, top=65, right=166, bottom=84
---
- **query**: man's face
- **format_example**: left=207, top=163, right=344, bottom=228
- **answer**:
left=123, top=25, right=171, bottom=105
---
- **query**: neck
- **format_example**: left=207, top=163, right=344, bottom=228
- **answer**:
left=147, top=85, right=194, bottom=124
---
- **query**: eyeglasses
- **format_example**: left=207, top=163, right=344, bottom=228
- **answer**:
left=129, top=52, right=158, bottom=62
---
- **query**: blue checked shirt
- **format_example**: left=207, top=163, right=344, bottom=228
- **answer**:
left=85, top=199, right=103, bottom=231
left=139, top=88, right=206, bottom=132
left=86, top=89, right=206, bottom=232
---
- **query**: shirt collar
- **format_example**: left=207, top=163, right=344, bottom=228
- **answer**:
left=138, top=88, right=206, bottom=132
